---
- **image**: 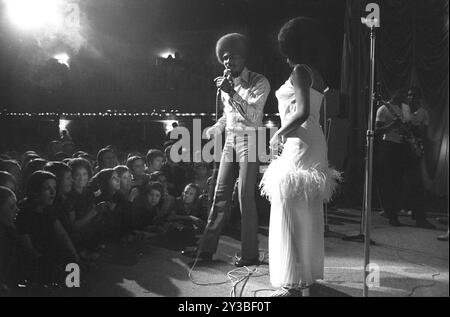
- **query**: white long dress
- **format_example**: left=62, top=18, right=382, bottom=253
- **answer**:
left=260, top=67, right=340, bottom=288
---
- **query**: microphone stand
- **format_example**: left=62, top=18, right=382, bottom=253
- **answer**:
left=342, top=18, right=378, bottom=247
left=362, top=23, right=376, bottom=298
left=342, top=7, right=380, bottom=297
left=212, top=70, right=231, bottom=177
left=216, top=88, right=221, bottom=122
left=212, top=86, right=222, bottom=179
left=361, top=8, right=380, bottom=297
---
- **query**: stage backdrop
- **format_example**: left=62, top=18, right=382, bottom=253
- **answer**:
left=340, top=0, right=448, bottom=203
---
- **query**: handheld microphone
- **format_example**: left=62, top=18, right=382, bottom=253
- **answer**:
left=214, top=68, right=232, bottom=95
left=213, top=68, right=231, bottom=85
left=223, top=68, right=231, bottom=78
left=223, top=68, right=233, bottom=86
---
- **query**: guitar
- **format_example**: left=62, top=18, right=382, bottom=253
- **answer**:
left=379, top=100, right=424, bottom=158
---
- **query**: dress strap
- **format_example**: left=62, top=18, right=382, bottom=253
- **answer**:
left=299, top=64, right=315, bottom=88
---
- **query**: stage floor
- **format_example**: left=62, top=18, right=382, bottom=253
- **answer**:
left=25, top=208, right=450, bottom=297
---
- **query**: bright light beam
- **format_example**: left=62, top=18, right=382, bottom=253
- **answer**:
left=59, top=118, right=70, bottom=132
left=163, top=120, right=179, bottom=134
left=265, top=120, right=276, bottom=128
left=158, top=49, right=175, bottom=59
left=54, top=53, right=70, bottom=67
left=4, top=0, right=63, bottom=31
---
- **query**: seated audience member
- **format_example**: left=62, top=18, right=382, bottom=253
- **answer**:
left=0, top=187, right=21, bottom=295
left=126, top=156, right=150, bottom=188
left=72, top=151, right=94, bottom=165
left=168, top=183, right=207, bottom=244
left=190, top=161, right=211, bottom=195
left=104, top=145, right=121, bottom=161
left=91, top=169, right=120, bottom=203
left=16, top=171, right=79, bottom=285
left=146, top=149, right=165, bottom=174
left=130, top=181, right=165, bottom=233
left=0, top=160, right=22, bottom=185
left=0, top=171, right=17, bottom=194
left=72, top=151, right=89, bottom=159
left=43, top=162, right=75, bottom=234
left=23, top=150, right=38, bottom=156
left=47, top=140, right=63, bottom=160
left=53, top=152, right=70, bottom=162
left=22, top=158, right=47, bottom=185
left=113, top=165, right=139, bottom=202
left=89, top=168, right=127, bottom=241
left=67, top=158, right=102, bottom=256
left=114, top=165, right=139, bottom=234
left=0, top=160, right=23, bottom=198
left=161, top=145, right=187, bottom=197
left=95, top=147, right=118, bottom=173
left=127, top=151, right=144, bottom=160
left=149, top=171, right=176, bottom=223
left=21, top=152, right=40, bottom=169
left=68, top=158, right=94, bottom=218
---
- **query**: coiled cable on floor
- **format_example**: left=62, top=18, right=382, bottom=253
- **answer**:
left=188, top=250, right=270, bottom=297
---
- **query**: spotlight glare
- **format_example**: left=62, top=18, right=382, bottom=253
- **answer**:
left=163, top=120, right=179, bottom=134
left=54, top=53, right=70, bottom=67
left=265, top=120, right=276, bottom=128
left=59, top=118, right=70, bottom=132
left=4, top=0, right=63, bottom=31
left=158, top=49, right=175, bottom=59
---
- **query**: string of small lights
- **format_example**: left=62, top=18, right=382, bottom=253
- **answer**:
left=0, top=111, right=280, bottom=119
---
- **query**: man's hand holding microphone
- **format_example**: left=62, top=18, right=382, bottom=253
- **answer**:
left=214, top=68, right=234, bottom=95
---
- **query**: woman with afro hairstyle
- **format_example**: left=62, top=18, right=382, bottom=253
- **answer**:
left=260, top=17, right=341, bottom=297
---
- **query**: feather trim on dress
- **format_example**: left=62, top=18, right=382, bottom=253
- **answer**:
left=260, top=156, right=342, bottom=203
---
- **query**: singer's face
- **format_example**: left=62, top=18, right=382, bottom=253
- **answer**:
left=222, top=52, right=245, bottom=76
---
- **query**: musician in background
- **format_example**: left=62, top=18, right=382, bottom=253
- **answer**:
left=375, top=89, right=411, bottom=227
left=403, top=87, right=435, bottom=229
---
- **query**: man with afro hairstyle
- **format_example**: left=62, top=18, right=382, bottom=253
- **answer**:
left=182, top=33, right=270, bottom=267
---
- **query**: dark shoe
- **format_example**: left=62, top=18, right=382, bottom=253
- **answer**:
left=437, top=232, right=449, bottom=241
left=416, top=220, right=437, bottom=230
left=181, top=249, right=212, bottom=261
left=234, top=257, right=260, bottom=267
left=389, top=218, right=402, bottom=227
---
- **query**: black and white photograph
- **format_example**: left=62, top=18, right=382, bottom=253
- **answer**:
left=0, top=0, right=448, bottom=299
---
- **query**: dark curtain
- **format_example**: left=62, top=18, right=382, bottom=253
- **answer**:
left=341, top=0, right=449, bottom=205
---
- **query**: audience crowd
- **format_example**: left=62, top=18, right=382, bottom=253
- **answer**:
left=0, top=136, right=221, bottom=295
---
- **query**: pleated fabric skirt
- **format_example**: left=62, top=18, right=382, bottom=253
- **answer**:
left=260, top=137, right=341, bottom=287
